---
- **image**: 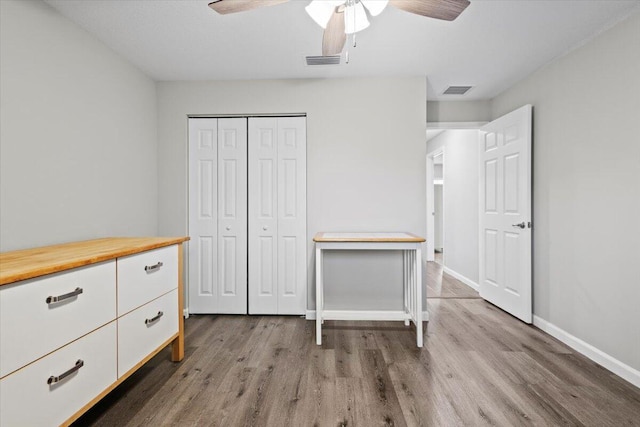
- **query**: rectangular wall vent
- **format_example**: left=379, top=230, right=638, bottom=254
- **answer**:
left=443, top=86, right=473, bottom=95
left=306, top=55, right=341, bottom=66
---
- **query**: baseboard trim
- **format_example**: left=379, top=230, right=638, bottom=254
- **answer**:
left=442, top=266, right=479, bottom=291
left=533, top=315, right=640, bottom=388
left=306, top=310, right=430, bottom=322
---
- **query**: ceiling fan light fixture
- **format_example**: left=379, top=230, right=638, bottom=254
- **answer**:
left=361, top=0, right=389, bottom=16
left=305, top=0, right=343, bottom=28
left=344, top=2, right=369, bottom=34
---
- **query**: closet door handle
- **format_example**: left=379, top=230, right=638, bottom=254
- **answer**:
left=144, top=262, right=163, bottom=272
left=47, top=359, right=84, bottom=385
left=145, top=311, right=164, bottom=325
left=46, top=287, right=83, bottom=304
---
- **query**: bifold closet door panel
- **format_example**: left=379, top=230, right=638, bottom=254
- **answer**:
left=217, top=118, right=248, bottom=314
left=248, top=118, right=279, bottom=314
left=276, top=118, right=307, bottom=315
left=188, top=118, right=248, bottom=314
left=188, top=118, right=219, bottom=314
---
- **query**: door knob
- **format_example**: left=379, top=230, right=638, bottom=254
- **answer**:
left=511, top=222, right=526, bottom=229
left=263, top=226, right=268, bottom=231
left=226, top=226, right=231, bottom=231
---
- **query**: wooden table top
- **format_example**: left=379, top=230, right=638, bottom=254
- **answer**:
left=313, top=232, right=425, bottom=243
left=0, top=237, right=190, bottom=286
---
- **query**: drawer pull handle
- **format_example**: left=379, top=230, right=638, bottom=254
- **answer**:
left=145, top=311, right=164, bottom=325
left=46, top=287, right=83, bottom=304
left=144, top=262, right=163, bottom=273
left=47, top=359, right=84, bottom=385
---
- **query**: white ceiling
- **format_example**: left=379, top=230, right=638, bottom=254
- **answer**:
left=44, top=0, right=639, bottom=100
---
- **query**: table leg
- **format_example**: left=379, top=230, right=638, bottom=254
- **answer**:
left=403, top=250, right=410, bottom=326
left=409, top=249, right=415, bottom=326
left=415, top=248, right=423, bottom=348
left=315, top=246, right=323, bottom=345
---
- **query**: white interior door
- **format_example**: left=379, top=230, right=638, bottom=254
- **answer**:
left=217, top=118, right=248, bottom=314
left=479, top=105, right=532, bottom=323
left=188, top=118, right=248, bottom=314
left=248, top=117, right=307, bottom=314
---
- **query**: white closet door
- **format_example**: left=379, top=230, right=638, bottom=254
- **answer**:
left=188, top=118, right=248, bottom=314
left=248, top=118, right=279, bottom=314
left=188, top=118, right=218, bottom=313
left=276, top=118, right=307, bottom=315
left=248, top=117, right=306, bottom=315
left=217, top=118, right=248, bottom=314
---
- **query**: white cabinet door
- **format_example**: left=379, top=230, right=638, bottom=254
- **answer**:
left=217, top=118, right=248, bottom=314
left=248, top=117, right=306, bottom=315
left=188, top=118, right=248, bottom=314
left=479, top=105, right=532, bottom=323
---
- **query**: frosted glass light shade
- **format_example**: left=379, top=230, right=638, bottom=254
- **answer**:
left=361, top=0, right=389, bottom=16
left=305, top=0, right=344, bottom=29
left=344, top=2, right=369, bottom=34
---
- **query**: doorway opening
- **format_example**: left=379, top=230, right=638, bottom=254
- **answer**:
left=426, top=146, right=445, bottom=265
left=433, top=152, right=444, bottom=265
left=425, top=124, right=484, bottom=292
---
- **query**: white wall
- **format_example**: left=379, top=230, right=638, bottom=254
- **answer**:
left=492, top=11, right=640, bottom=372
left=0, top=0, right=158, bottom=251
left=427, top=100, right=491, bottom=123
left=427, top=130, right=479, bottom=284
left=157, top=78, right=427, bottom=310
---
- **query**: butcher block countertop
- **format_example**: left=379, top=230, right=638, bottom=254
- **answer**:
left=0, top=237, right=190, bottom=286
left=313, top=232, right=425, bottom=243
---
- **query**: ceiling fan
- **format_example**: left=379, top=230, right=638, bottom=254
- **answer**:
left=208, top=0, right=470, bottom=56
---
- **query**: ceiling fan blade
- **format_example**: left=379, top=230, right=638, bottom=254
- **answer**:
left=322, top=9, right=346, bottom=56
left=390, top=0, right=470, bottom=21
left=208, top=0, right=289, bottom=15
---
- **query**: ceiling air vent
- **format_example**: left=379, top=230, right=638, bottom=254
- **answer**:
left=443, top=86, right=472, bottom=95
left=306, top=55, right=341, bottom=66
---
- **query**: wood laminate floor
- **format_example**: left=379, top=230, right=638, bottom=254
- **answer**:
left=73, top=262, right=640, bottom=427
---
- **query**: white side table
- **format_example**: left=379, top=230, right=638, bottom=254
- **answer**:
left=313, top=232, right=426, bottom=347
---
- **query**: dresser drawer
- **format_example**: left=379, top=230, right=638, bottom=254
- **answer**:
left=0, top=322, right=117, bottom=427
left=117, top=289, right=178, bottom=377
left=0, top=261, right=116, bottom=378
left=117, top=245, right=178, bottom=315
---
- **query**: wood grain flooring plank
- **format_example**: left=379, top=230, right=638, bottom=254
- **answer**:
left=388, top=360, right=464, bottom=426
left=334, top=326, right=364, bottom=378
left=421, top=332, right=516, bottom=426
left=193, top=365, right=256, bottom=426
left=241, top=317, right=281, bottom=368
left=159, top=348, right=238, bottom=426
left=127, top=339, right=235, bottom=426
left=358, top=349, right=408, bottom=427
left=334, top=377, right=359, bottom=427
left=290, top=348, right=337, bottom=427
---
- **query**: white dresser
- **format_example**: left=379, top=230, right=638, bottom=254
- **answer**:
left=0, top=237, right=189, bottom=427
